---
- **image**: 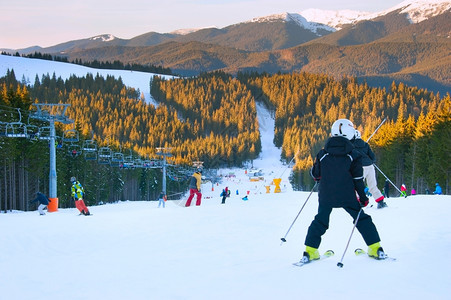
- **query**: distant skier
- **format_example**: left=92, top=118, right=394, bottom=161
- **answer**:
left=351, top=130, right=387, bottom=209
left=71, top=177, right=91, bottom=215
left=29, top=192, right=51, bottom=215
left=400, top=184, right=407, bottom=198
left=185, top=168, right=202, bottom=207
left=301, top=119, right=386, bottom=263
left=433, top=183, right=442, bottom=195
left=221, top=187, right=230, bottom=204
left=158, top=191, right=167, bottom=208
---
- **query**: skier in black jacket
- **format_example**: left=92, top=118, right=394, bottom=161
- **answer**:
left=301, top=119, right=386, bottom=262
left=30, top=192, right=51, bottom=215
left=351, top=130, right=387, bottom=209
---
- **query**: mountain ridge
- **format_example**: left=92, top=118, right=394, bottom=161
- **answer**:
left=4, top=0, right=449, bottom=53
left=2, top=1, right=449, bottom=93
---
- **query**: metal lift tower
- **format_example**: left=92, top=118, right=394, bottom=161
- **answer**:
left=30, top=103, right=73, bottom=212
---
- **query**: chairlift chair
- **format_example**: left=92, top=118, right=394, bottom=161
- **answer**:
left=123, top=153, right=135, bottom=169
left=38, top=126, right=52, bottom=140
left=134, top=158, right=144, bottom=168
left=111, top=152, right=124, bottom=163
left=25, top=124, right=39, bottom=140
left=98, top=146, right=112, bottom=158
left=5, top=122, right=27, bottom=138
left=63, top=129, right=79, bottom=143
left=67, top=143, right=82, bottom=157
left=82, top=140, right=97, bottom=152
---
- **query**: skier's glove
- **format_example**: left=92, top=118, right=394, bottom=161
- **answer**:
left=359, top=196, right=369, bottom=207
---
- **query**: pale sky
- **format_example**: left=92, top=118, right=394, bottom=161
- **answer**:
left=1, top=0, right=403, bottom=49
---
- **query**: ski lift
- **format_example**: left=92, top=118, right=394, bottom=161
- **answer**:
left=110, top=148, right=124, bottom=167
left=25, top=115, right=40, bottom=140
left=134, top=158, right=144, bottom=168
left=98, top=146, right=112, bottom=159
left=82, top=139, right=97, bottom=152
left=84, top=150, right=97, bottom=161
left=123, top=151, right=135, bottom=168
left=25, top=124, right=39, bottom=140
left=111, top=152, right=124, bottom=163
left=5, top=122, right=27, bottom=138
left=38, top=126, right=52, bottom=140
left=67, top=143, right=82, bottom=157
left=97, top=147, right=111, bottom=165
left=63, top=129, right=79, bottom=143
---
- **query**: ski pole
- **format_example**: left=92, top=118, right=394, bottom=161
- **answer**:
left=280, top=181, right=318, bottom=245
left=373, top=164, right=404, bottom=197
left=366, top=118, right=387, bottom=143
left=337, top=208, right=363, bottom=268
left=278, top=150, right=299, bottom=179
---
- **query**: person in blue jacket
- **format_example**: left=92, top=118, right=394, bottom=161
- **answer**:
left=30, top=192, right=51, bottom=215
left=433, top=183, right=443, bottom=195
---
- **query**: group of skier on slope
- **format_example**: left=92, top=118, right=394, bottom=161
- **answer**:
left=295, top=117, right=443, bottom=264
left=30, top=177, right=91, bottom=216
left=301, top=118, right=388, bottom=263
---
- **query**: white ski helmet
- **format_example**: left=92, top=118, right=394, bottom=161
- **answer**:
left=331, top=119, right=355, bottom=140
left=355, top=130, right=361, bottom=139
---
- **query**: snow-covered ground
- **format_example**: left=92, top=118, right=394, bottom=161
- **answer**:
left=1, top=188, right=450, bottom=299
left=1, top=56, right=450, bottom=300
left=0, top=55, right=174, bottom=106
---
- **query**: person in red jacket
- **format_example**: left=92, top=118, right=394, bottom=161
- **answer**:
left=185, top=169, right=203, bottom=207
left=301, top=119, right=386, bottom=263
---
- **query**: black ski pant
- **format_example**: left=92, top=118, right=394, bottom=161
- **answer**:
left=305, top=203, right=381, bottom=249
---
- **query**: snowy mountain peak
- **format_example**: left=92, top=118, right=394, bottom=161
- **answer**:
left=357, top=0, right=451, bottom=24
left=170, top=28, right=204, bottom=35
left=394, top=0, right=451, bottom=23
left=245, top=12, right=336, bottom=34
left=245, top=0, right=450, bottom=33
left=300, top=9, right=371, bottom=30
left=89, top=34, right=116, bottom=42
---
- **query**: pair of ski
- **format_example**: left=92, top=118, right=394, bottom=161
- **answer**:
left=292, top=248, right=396, bottom=267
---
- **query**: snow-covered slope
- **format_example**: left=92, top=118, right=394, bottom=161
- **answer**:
left=0, top=55, right=174, bottom=106
left=360, top=0, right=451, bottom=24
left=89, top=34, right=117, bottom=42
left=1, top=54, right=450, bottom=300
left=1, top=177, right=450, bottom=300
left=246, top=0, right=450, bottom=33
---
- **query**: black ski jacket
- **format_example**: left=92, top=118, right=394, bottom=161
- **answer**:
left=30, top=192, right=50, bottom=205
left=351, top=138, right=376, bottom=166
left=310, top=136, right=367, bottom=208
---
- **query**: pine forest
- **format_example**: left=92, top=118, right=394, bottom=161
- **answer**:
left=0, top=68, right=449, bottom=212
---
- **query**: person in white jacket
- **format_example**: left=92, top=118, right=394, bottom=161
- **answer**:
left=351, top=130, right=387, bottom=209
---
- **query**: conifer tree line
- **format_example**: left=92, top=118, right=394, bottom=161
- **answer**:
left=1, top=52, right=173, bottom=75
left=0, top=68, right=449, bottom=212
left=238, top=72, right=449, bottom=193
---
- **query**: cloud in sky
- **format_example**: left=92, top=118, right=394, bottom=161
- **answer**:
left=1, top=0, right=402, bottom=49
